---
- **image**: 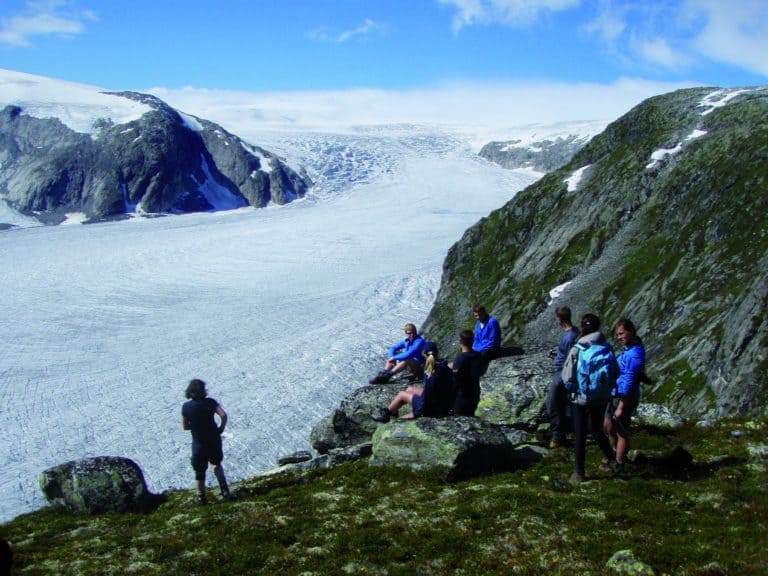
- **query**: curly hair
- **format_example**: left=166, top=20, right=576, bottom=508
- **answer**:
left=185, top=378, right=207, bottom=400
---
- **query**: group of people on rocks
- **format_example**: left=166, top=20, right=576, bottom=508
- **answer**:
left=369, top=303, right=647, bottom=482
left=180, top=302, right=646, bottom=504
left=369, top=305, right=502, bottom=422
left=548, top=306, right=647, bottom=481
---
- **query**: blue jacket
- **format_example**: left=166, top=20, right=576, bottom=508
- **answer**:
left=388, top=335, right=426, bottom=363
left=615, top=342, right=645, bottom=402
left=473, top=316, right=501, bottom=352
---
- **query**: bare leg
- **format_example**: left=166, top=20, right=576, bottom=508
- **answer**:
left=387, top=388, right=422, bottom=413
left=213, top=464, right=230, bottom=497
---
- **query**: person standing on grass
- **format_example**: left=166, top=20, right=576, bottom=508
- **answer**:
left=603, top=318, right=646, bottom=475
left=561, top=313, right=616, bottom=482
left=547, top=306, right=579, bottom=448
left=182, top=378, right=231, bottom=504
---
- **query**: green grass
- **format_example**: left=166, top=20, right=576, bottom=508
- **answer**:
left=2, top=418, right=766, bottom=575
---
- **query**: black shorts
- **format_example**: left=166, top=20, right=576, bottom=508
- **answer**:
left=605, top=397, right=635, bottom=436
left=191, top=439, right=223, bottom=476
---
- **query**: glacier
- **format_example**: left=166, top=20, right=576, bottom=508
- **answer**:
left=0, top=126, right=540, bottom=522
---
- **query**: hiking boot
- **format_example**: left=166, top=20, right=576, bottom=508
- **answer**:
left=221, top=489, right=234, bottom=501
left=569, top=472, right=587, bottom=485
left=369, top=371, right=392, bottom=384
left=196, top=493, right=207, bottom=505
left=599, top=459, right=617, bottom=473
left=371, top=407, right=394, bottom=423
left=611, top=461, right=625, bottom=476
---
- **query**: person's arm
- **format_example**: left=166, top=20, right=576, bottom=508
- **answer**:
left=181, top=415, right=190, bottom=430
left=215, top=405, right=228, bottom=434
left=388, top=339, right=405, bottom=361
left=615, top=347, right=645, bottom=397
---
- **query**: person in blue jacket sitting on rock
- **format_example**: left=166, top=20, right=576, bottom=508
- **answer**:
left=369, top=322, right=426, bottom=383
left=472, top=304, right=502, bottom=373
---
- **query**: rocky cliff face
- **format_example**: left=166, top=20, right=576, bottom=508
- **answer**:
left=0, top=92, right=311, bottom=224
left=479, top=133, right=590, bottom=172
left=422, top=87, right=768, bottom=419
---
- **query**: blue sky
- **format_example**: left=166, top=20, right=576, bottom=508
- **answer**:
left=1, top=1, right=767, bottom=128
left=2, top=0, right=766, bottom=91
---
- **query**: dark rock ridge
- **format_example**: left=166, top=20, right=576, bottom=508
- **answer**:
left=422, top=86, right=768, bottom=419
left=479, top=133, right=591, bottom=172
left=0, top=92, right=311, bottom=224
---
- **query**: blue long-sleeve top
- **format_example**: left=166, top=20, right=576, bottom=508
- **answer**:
left=615, top=342, right=645, bottom=402
left=473, top=316, right=501, bottom=352
left=388, top=335, right=426, bottom=363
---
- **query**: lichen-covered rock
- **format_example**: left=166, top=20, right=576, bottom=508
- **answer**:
left=476, top=349, right=551, bottom=426
left=311, top=353, right=551, bottom=455
left=635, top=403, right=687, bottom=428
left=606, top=549, right=655, bottom=575
left=369, top=417, right=544, bottom=481
left=39, top=456, right=162, bottom=515
left=309, top=382, right=406, bottom=453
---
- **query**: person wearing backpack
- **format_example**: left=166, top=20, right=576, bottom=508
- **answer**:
left=371, top=343, right=454, bottom=422
left=561, top=313, right=617, bottom=482
left=603, top=318, right=646, bottom=475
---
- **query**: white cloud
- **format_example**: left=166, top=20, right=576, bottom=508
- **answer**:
left=632, top=36, right=691, bottom=70
left=686, top=0, right=768, bottom=77
left=582, top=0, right=768, bottom=78
left=309, top=18, right=384, bottom=43
left=440, top=0, right=579, bottom=32
left=149, top=77, right=694, bottom=137
left=0, top=0, right=95, bottom=46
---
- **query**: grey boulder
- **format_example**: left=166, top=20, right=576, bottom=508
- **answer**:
left=39, top=456, right=163, bottom=515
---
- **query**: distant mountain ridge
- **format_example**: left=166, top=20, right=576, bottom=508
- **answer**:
left=479, top=133, right=593, bottom=172
left=423, top=86, right=768, bottom=419
left=0, top=71, right=311, bottom=225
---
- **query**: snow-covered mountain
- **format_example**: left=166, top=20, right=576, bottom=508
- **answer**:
left=0, top=70, right=607, bottom=522
left=0, top=69, right=310, bottom=225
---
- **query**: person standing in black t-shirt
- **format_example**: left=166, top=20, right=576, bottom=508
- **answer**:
left=452, top=330, right=482, bottom=416
left=181, top=379, right=231, bottom=504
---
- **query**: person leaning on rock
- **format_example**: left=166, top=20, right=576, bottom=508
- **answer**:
left=181, top=378, right=232, bottom=504
left=472, top=305, right=502, bottom=374
left=369, top=322, right=426, bottom=384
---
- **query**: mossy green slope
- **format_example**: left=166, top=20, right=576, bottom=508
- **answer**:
left=1, top=418, right=765, bottom=575
left=422, top=87, right=768, bottom=418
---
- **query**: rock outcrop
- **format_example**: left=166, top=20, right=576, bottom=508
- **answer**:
left=479, top=133, right=591, bottom=172
left=0, top=92, right=311, bottom=224
left=370, top=417, right=544, bottom=481
left=39, top=456, right=163, bottom=515
left=305, top=351, right=685, bottom=475
left=422, top=87, right=768, bottom=419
